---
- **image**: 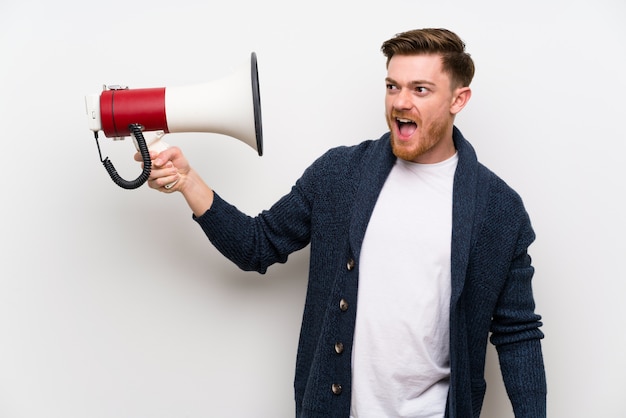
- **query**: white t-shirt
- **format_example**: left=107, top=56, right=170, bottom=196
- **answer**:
left=350, top=153, right=458, bottom=418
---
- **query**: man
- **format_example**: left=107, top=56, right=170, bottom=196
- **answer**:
left=138, top=28, right=546, bottom=418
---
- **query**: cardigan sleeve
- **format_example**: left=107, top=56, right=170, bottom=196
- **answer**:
left=193, top=184, right=313, bottom=274
left=489, top=221, right=547, bottom=417
left=191, top=144, right=366, bottom=274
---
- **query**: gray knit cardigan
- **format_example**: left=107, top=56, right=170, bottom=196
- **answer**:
left=194, top=126, right=547, bottom=417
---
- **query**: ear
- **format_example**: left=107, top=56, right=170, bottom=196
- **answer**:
left=450, top=87, right=471, bottom=115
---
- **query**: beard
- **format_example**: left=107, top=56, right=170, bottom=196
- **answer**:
left=387, top=111, right=449, bottom=162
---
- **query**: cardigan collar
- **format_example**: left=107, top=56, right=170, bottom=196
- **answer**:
left=348, top=127, right=479, bottom=304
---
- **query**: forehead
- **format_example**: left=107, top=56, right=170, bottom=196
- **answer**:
left=387, top=54, right=450, bottom=86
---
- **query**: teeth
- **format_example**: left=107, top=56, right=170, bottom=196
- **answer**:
left=397, top=118, right=415, bottom=123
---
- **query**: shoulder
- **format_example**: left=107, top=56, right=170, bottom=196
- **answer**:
left=455, top=128, right=532, bottom=244
left=455, top=127, right=526, bottom=209
left=477, top=162, right=526, bottom=212
left=473, top=162, right=535, bottom=253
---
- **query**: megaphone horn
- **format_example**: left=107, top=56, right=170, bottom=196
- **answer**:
left=85, top=52, right=263, bottom=189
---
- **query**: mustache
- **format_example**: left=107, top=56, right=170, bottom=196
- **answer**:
left=390, top=110, right=421, bottom=124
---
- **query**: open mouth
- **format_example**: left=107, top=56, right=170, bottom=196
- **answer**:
left=396, top=117, right=417, bottom=138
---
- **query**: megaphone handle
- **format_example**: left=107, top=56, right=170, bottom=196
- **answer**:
left=134, top=132, right=178, bottom=190
left=100, top=124, right=152, bottom=190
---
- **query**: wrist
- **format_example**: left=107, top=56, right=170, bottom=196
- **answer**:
left=181, top=169, right=214, bottom=217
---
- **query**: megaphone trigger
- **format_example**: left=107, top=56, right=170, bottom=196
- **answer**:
left=164, top=179, right=178, bottom=190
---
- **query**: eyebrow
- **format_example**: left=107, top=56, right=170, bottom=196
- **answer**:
left=385, top=77, right=437, bottom=87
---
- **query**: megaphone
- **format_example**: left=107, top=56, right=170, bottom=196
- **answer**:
left=85, top=52, right=263, bottom=190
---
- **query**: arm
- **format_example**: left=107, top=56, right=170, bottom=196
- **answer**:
left=490, top=247, right=547, bottom=417
left=135, top=146, right=215, bottom=217
left=135, top=146, right=312, bottom=273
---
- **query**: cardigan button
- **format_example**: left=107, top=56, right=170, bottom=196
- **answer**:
left=331, top=383, right=342, bottom=395
left=334, top=342, right=344, bottom=354
left=346, top=258, right=355, bottom=271
left=339, top=299, right=349, bottom=312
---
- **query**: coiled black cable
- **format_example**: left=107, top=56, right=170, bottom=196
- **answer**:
left=96, top=124, right=152, bottom=190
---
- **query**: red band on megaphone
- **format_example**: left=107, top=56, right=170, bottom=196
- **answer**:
left=100, top=87, right=168, bottom=137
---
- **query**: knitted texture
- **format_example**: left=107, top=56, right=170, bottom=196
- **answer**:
left=194, top=127, right=546, bottom=417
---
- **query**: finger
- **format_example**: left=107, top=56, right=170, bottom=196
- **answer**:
left=147, top=163, right=179, bottom=185
left=145, top=162, right=176, bottom=188
left=151, top=160, right=174, bottom=172
left=133, top=149, right=159, bottom=162
left=153, top=147, right=180, bottom=166
left=148, top=173, right=180, bottom=191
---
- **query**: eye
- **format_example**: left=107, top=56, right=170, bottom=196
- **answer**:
left=386, top=83, right=399, bottom=91
left=415, top=86, right=429, bottom=95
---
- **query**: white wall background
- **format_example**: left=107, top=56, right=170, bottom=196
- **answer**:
left=1, top=0, right=624, bottom=416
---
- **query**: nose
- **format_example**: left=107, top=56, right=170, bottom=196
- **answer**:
left=393, top=88, right=413, bottom=110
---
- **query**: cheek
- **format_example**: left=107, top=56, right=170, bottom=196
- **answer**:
left=421, top=104, right=447, bottom=124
